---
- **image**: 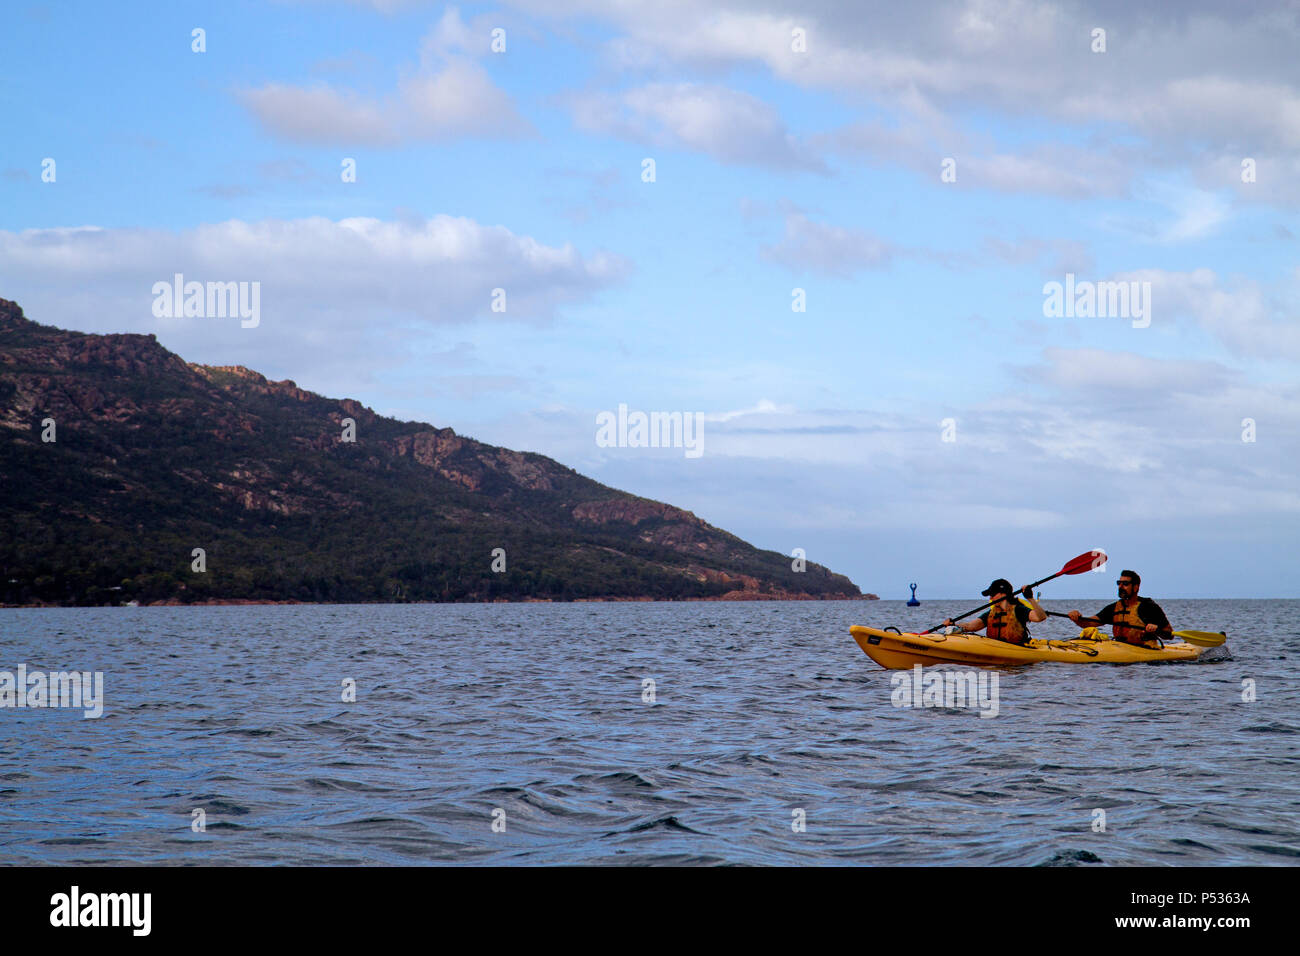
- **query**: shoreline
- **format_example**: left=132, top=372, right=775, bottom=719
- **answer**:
left=2, top=592, right=880, bottom=609
left=1, top=596, right=1282, bottom=608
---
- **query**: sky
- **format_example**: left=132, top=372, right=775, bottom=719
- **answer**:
left=2, top=0, right=1298, bottom=598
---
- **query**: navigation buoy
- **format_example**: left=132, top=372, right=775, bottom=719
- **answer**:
left=907, top=583, right=920, bottom=606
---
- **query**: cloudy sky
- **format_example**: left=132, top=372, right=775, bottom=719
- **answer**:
left=4, top=0, right=1298, bottom=597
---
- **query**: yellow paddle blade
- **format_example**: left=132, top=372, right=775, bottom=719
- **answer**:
left=1174, top=629, right=1226, bottom=647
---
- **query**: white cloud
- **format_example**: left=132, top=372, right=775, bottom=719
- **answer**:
left=702, top=399, right=793, bottom=422
left=0, top=216, right=627, bottom=393
left=962, top=146, right=1130, bottom=199
left=1195, top=150, right=1300, bottom=208
left=1160, top=191, right=1230, bottom=242
left=521, top=0, right=1300, bottom=206
left=300, top=0, right=438, bottom=14
left=1119, top=268, right=1300, bottom=361
left=760, top=212, right=894, bottom=274
left=421, top=5, right=479, bottom=59
left=1, top=216, right=625, bottom=318
left=1114, top=182, right=1233, bottom=242
left=239, top=84, right=395, bottom=144
left=240, top=10, right=530, bottom=144
left=472, top=348, right=1300, bottom=538
left=570, top=82, right=825, bottom=171
left=1076, top=75, right=1300, bottom=154
left=399, top=59, right=526, bottom=139
left=821, top=120, right=1137, bottom=198
left=982, top=237, right=1094, bottom=275
left=1023, top=347, right=1235, bottom=395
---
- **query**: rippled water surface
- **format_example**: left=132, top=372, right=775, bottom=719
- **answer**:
left=2, top=600, right=1297, bottom=865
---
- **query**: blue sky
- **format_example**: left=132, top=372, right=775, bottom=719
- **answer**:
left=3, top=0, right=1298, bottom=597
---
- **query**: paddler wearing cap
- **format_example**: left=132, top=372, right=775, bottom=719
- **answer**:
left=942, top=578, right=1046, bottom=645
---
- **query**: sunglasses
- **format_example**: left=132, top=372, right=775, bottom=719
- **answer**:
left=1116, top=580, right=1135, bottom=586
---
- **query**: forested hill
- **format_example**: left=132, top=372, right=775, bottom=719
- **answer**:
left=0, top=297, right=868, bottom=606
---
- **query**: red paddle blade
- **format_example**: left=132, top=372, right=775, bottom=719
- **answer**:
left=1060, top=550, right=1107, bottom=576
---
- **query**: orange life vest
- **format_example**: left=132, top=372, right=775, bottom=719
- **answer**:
left=987, top=602, right=1029, bottom=645
left=1111, top=600, right=1153, bottom=646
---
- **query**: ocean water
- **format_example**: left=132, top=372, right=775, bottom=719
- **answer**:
left=1, top=600, right=1296, bottom=866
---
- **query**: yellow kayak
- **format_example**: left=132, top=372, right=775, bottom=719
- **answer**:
left=850, top=625, right=1207, bottom=670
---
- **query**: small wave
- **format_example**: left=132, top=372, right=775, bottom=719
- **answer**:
left=1037, top=849, right=1103, bottom=866
left=1241, top=722, right=1297, bottom=734
left=575, top=770, right=659, bottom=790
left=611, top=814, right=704, bottom=836
left=1246, top=843, right=1300, bottom=858
left=302, top=777, right=393, bottom=793
left=1170, top=838, right=1220, bottom=852
left=191, top=797, right=252, bottom=815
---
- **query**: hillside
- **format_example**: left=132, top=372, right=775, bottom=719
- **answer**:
left=0, top=297, right=869, bottom=605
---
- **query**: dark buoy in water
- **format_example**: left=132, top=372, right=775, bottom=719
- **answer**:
left=907, top=582, right=920, bottom=606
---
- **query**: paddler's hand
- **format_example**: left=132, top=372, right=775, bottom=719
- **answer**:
left=1067, top=610, right=1082, bottom=624
left=1144, top=623, right=1158, bottom=633
left=942, top=618, right=954, bottom=627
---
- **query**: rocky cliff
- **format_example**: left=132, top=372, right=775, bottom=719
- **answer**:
left=0, top=297, right=870, bottom=605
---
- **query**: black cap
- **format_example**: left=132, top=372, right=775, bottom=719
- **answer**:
left=981, top=578, right=1013, bottom=597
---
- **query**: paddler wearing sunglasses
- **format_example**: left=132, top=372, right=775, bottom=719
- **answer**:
left=1067, top=570, right=1173, bottom=648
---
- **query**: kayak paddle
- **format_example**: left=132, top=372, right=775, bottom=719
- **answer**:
left=1039, top=610, right=1227, bottom=647
left=1172, top=630, right=1227, bottom=647
left=921, top=550, right=1106, bottom=634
